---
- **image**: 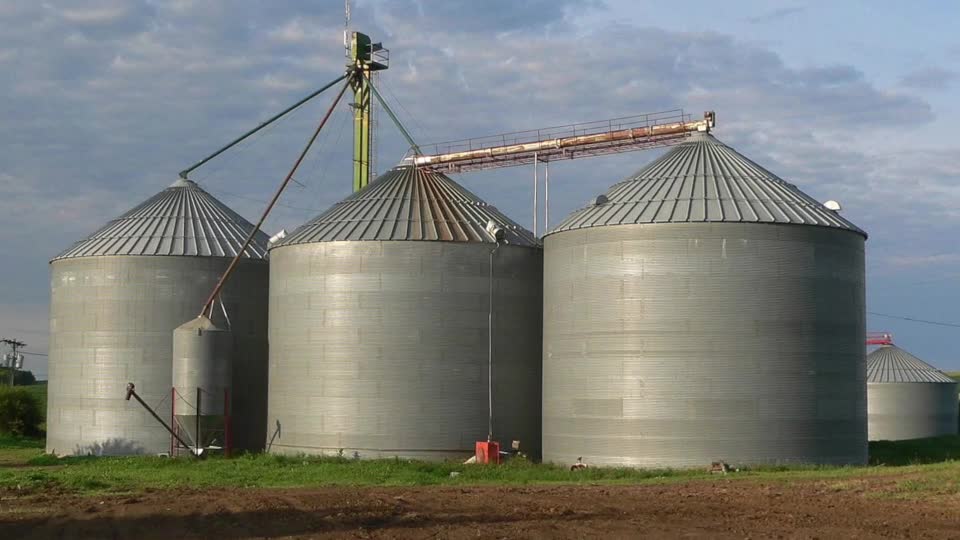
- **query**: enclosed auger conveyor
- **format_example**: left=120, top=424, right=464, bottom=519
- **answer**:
left=112, top=25, right=722, bottom=465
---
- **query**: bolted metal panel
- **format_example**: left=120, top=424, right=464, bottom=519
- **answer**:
left=278, top=166, right=539, bottom=247
left=267, top=241, right=543, bottom=460
left=46, top=256, right=268, bottom=456
left=53, top=178, right=270, bottom=260
left=866, top=345, right=956, bottom=383
left=866, top=345, right=957, bottom=441
left=868, top=382, right=959, bottom=441
left=542, top=223, right=867, bottom=467
left=172, top=316, right=232, bottom=447
left=549, top=133, right=865, bottom=237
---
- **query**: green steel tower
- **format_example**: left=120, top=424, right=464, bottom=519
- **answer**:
left=348, top=31, right=388, bottom=192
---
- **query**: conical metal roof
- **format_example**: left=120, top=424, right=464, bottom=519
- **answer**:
left=549, top=132, right=866, bottom=237
left=53, top=178, right=269, bottom=261
left=867, top=345, right=956, bottom=383
left=277, top=166, right=539, bottom=247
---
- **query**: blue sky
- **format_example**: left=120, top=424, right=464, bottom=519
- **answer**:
left=1, top=1, right=959, bottom=377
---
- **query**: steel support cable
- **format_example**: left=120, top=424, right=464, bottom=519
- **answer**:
left=294, top=100, right=350, bottom=204
left=868, top=311, right=960, bottom=329
left=200, top=75, right=354, bottom=317
left=151, top=391, right=171, bottom=412
left=379, top=78, right=428, bottom=145
left=191, top=112, right=291, bottom=188
left=179, top=72, right=350, bottom=179
left=173, top=388, right=197, bottom=412
left=171, top=387, right=217, bottom=410
left=208, top=188, right=323, bottom=213
left=360, top=70, right=421, bottom=155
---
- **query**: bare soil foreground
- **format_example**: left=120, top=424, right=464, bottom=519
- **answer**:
left=3, top=477, right=959, bottom=539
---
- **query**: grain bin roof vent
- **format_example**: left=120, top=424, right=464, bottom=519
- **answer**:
left=549, top=132, right=866, bottom=238
left=276, top=166, right=539, bottom=247
left=52, top=178, right=270, bottom=261
left=867, top=344, right=955, bottom=383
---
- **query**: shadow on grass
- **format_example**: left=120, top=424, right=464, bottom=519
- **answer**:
left=869, top=435, right=960, bottom=466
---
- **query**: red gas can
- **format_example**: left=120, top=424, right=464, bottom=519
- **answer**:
left=475, top=441, right=501, bottom=464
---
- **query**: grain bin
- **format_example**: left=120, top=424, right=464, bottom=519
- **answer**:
left=267, top=166, right=542, bottom=460
left=867, top=340, right=958, bottom=441
left=172, top=315, right=233, bottom=454
left=47, top=178, right=269, bottom=456
left=542, top=132, right=868, bottom=467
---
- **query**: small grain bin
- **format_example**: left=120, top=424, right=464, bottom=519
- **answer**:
left=47, top=179, right=269, bottom=456
left=542, top=132, right=868, bottom=467
left=267, top=166, right=542, bottom=460
left=172, top=315, right=233, bottom=454
left=867, top=338, right=958, bottom=441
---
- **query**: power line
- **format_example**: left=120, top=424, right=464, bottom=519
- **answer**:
left=209, top=189, right=323, bottom=214
left=378, top=78, right=428, bottom=144
left=868, top=311, right=960, bottom=329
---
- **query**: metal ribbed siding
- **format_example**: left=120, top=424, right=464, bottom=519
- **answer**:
left=866, top=345, right=956, bottom=383
left=868, top=382, right=958, bottom=441
left=53, top=179, right=269, bottom=260
left=46, top=257, right=267, bottom=456
left=867, top=345, right=958, bottom=441
left=542, top=223, right=867, bottom=467
left=172, top=316, right=233, bottom=447
left=172, top=316, right=233, bottom=416
left=47, top=178, right=270, bottom=456
left=267, top=241, right=543, bottom=460
left=552, top=132, right=864, bottom=234
left=279, top=166, right=538, bottom=246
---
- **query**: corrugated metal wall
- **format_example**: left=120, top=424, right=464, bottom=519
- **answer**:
left=267, top=241, right=542, bottom=460
left=542, top=223, right=867, bottom=467
left=172, top=316, right=233, bottom=448
left=46, top=256, right=268, bottom=456
left=868, top=382, right=959, bottom=441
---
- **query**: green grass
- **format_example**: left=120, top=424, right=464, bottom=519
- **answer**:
left=0, top=434, right=44, bottom=466
left=0, top=453, right=716, bottom=494
left=2, top=435, right=960, bottom=497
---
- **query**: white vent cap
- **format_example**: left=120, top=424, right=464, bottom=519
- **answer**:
left=269, top=229, right=288, bottom=244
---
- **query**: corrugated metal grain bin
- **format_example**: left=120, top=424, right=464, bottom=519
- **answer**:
left=542, top=132, right=868, bottom=467
left=267, top=166, right=542, bottom=460
left=46, top=179, right=269, bottom=456
left=172, top=315, right=233, bottom=451
left=867, top=343, right=958, bottom=441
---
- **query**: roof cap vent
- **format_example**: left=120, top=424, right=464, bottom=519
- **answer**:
left=269, top=229, right=288, bottom=244
left=590, top=194, right=609, bottom=206
left=169, top=177, right=197, bottom=188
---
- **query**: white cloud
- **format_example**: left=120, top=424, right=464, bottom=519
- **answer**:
left=269, top=17, right=315, bottom=44
left=1, top=0, right=958, bottom=363
left=59, top=6, right=129, bottom=25
left=259, top=73, right=309, bottom=91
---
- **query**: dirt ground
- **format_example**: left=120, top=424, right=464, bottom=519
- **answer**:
left=2, top=478, right=959, bottom=539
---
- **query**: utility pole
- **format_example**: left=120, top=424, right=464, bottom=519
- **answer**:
left=1, top=339, right=26, bottom=387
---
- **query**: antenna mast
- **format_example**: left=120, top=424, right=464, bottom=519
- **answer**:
left=344, top=0, right=351, bottom=58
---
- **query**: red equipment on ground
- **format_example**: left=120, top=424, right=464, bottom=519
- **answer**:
left=475, top=441, right=501, bottom=464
